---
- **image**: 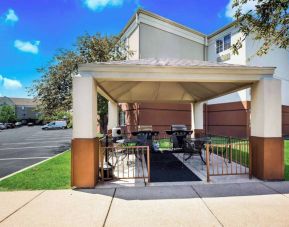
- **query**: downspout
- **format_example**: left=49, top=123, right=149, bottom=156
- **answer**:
left=136, top=11, right=141, bottom=59
left=204, top=36, right=208, bottom=61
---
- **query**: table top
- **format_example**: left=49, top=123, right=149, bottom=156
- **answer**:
left=165, top=130, right=193, bottom=136
left=131, top=131, right=159, bottom=136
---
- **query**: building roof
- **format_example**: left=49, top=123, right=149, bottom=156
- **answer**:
left=208, top=21, right=237, bottom=39
left=78, top=58, right=275, bottom=104
left=119, top=9, right=207, bottom=39
left=85, top=58, right=274, bottom=70
left=9, top=97, right=37, bottom=106
left=119, top=9, right=237, bottom=42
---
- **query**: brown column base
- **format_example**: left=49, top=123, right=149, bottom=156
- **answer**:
left=194, top=129, right=205, bottom=138
left=250, top=136, right=284, bottom=180
left=71, top=138, right=99, bottom=188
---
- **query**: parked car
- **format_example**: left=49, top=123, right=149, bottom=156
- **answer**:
left=0, top=123, right=7, bottom=130
left=15, top=122, right=22, bottom=127
left=42, top=121, right=67, bottom=130
left=4, top=123, right=15, bottom=129
left=27, top=122, right=34, bottom=127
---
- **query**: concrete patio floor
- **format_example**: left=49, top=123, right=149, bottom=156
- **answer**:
left=1, top=182, right=289, bottom=226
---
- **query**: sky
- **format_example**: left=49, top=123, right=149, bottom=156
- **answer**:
left=0, top=0, right=238, bottom=98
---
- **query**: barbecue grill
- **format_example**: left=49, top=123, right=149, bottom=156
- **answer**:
left=131, top=125, right=159, bottom=150
left=165, top=125, right=193, bottom=150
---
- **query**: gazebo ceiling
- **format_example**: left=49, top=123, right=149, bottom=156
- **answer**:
left=78, top=58, right=275, bottom=103
left=96, top=81, right=249, bottom=103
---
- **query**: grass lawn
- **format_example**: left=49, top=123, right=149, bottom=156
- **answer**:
left=0, top=151, right=71, bottom=191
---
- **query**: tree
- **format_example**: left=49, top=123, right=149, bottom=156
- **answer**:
left=29, top=33, right=131, bottom=132
left=0, top=105, right=16, bottom=123
left=232, top=0, right=289, bottom=55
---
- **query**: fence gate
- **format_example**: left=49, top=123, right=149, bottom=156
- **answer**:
left=99, top=145, right=150, bottom=182
left=205, top=137, right=252, bottom=182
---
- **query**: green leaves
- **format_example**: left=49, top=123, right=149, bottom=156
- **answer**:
left=232, top=0, right=289, bottom=56
left=0, top=105, right=16, bottom=123
left=29, top=33, right=130, bottom=131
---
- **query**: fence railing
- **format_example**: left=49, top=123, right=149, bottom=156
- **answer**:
left=99, top=144, right=150, bottom=182
left=205, top=136, right=251, bottom=182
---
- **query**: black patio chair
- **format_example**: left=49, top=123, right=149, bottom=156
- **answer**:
left=182, top=138, right=208, bottom=165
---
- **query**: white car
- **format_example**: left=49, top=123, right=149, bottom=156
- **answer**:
left=42, top=121, right=67, bottom=130
left=0, top=123, right=6, bottom=130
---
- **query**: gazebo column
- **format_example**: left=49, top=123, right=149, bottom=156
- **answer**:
left=71, top=76, right=99, bottom=188
left=250, top=78, right=284, bottom=180
left=107, top=101, right=119, bottom=131
left=192, top=102, right=204, bottom=137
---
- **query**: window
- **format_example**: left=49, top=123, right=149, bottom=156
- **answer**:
left=224, top=34, right=231, bottom=50
left=216, top=39, right=223, bottom=54
left=216, top=33, right=231, bottom=53
left=119, top=111, right=126, bottom=126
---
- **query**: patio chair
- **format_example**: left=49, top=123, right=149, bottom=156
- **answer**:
left=182, top=138, right=207, bottom=165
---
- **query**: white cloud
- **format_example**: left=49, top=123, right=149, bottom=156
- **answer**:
left=0, top=75, right=22, bottom=90
left=14, top=40, right=40, bottom=54
left=225, top=0, right=257, bottom=19
left=5, top=9, right=19, bottom=23
left=84, top=0, right=124, bottom=11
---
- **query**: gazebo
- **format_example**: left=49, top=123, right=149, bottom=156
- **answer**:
left=71, top=58, right=284, bottom=188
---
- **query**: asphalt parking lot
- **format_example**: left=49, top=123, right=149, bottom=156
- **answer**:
left=0, top=126, right=72, bottom=178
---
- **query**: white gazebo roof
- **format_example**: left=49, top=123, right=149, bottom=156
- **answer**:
left=78, top=58, right=275, bottom=103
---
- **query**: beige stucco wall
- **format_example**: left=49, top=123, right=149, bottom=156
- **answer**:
left=208, top=26, right=246, bottom=65
left=107, top=101, right=119, bottom=130
left=127, top=27, right=139, bottom=60
left=246, top=38, right=289, bottom=106
left=251, top=78, right=282, bottom=137
left=207, top=26, right=248, bottom=105
left=139, top=23, right=205, bottom=60
left=73, top=76, right=98, bottom=139
left=208, top=29, right=289, bottom=106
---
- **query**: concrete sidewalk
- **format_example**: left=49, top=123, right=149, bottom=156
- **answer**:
left=0, top=182, right=289, bottom=227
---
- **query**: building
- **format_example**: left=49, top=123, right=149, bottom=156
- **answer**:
left=118, top=9, right=289, bottom=137
left=0, top=96, right=39, bottom=123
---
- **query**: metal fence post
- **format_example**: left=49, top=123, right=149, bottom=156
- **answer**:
left=206, top=144, right=210, bottom=182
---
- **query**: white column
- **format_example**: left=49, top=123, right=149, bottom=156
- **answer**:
left=251, top=78, right=282, bottom=138
left=191, top=103, right=195, bottom=131
left=194, top=102, right=204, bottom=130
left=191, top=102, right=204, bottom=137
left=250, top=77, right=283, bottom=180
left=107, top=101, right=119, bottom=130
left=72, top=76, right=98, bottom=138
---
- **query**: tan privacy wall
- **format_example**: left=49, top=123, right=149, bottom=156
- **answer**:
left=120, top=103, right=191, bottom=136
left=283, top=105, right=289, bottom=136
left=204, top=102, right=289, bottom=137
left=121, top=102, right=289, bottom=139
left=204, top=101, right=250, bottom=138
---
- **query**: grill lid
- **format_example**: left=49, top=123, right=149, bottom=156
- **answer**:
left=171, top=124, right=187, bottom=131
